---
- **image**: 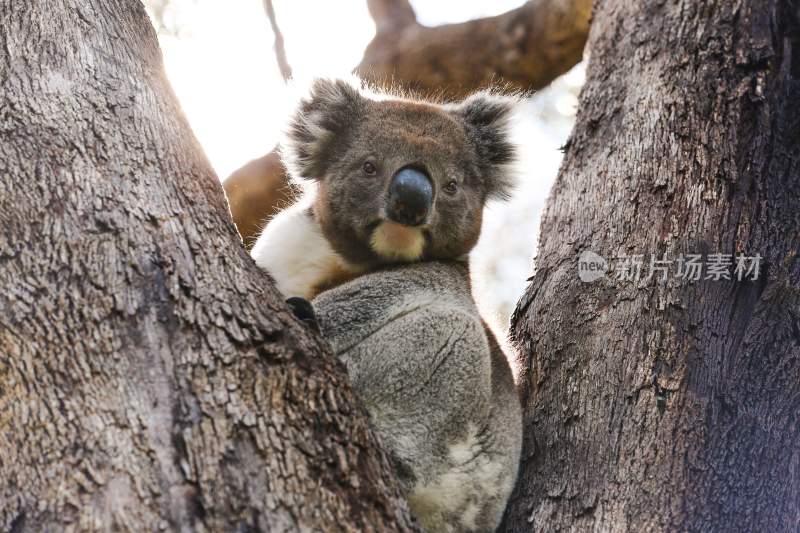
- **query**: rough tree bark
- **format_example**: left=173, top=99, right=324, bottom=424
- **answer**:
left=504, top=0, right=800, bottom=531
left=0, top=1, right=416, bottom=531
left=225, top=0, right=593, bottom=248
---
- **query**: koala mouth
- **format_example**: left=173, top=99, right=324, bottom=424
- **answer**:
left=368, top=220, right=426, bottom=262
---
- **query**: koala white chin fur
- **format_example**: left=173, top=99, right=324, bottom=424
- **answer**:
left=369, top=221, right=426, bottom=262
left=250, top=77, right=523, bottom=532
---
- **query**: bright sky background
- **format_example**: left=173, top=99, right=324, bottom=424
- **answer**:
left=153, top=0, right=584, bottom=328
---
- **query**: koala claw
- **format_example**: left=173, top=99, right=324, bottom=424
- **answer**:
left=285, top=296, right=320, bottom=333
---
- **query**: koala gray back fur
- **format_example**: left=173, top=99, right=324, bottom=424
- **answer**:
left=312, top=260, right=522, bottom=532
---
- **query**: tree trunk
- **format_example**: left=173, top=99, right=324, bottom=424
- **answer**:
left=504, top=0, right=800, bottom=531
left=0, top=1, right=415, bottom=531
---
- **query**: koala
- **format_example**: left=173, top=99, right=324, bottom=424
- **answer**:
left=250, top=78, right=522, bottom=532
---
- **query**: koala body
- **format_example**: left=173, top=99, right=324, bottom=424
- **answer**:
left=250, top=79, right=522, bottom=531
left=313, top=261, right=521, bottom=532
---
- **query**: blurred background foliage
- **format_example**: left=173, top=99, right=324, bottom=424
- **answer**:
left=143, top=0, right=585, bottom=329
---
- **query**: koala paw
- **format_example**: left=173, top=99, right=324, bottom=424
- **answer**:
left=285, top=297, right=320, bottom=334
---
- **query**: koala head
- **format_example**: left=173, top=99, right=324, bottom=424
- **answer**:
left=282, top=78, right=521, bottom=267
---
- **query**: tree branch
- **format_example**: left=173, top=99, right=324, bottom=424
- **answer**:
left=366, top=0, right=417, bottom=35
left=224, top=147, right=292, bottom=246
left=357, top=0, right=592, bottom=98
left=263, top=0, right=292, bottom=81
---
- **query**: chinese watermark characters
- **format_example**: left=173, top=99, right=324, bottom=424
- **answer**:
left=578, top=251, right=762, bottom=283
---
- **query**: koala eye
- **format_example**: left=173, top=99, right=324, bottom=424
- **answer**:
left=443, top=180, right=459, bottom=195
left=362, top=161, right=377, bottom=176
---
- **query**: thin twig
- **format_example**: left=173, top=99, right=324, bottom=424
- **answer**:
left=263, top=0, right=292, bottom=82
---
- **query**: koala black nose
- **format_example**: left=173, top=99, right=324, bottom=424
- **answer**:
left=386, top=167, right=433, bottom=227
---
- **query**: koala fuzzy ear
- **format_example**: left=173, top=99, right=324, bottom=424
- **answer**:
left=281, top=78, right=365, bottom=180
left=452, top=91, right=522, bottom=201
